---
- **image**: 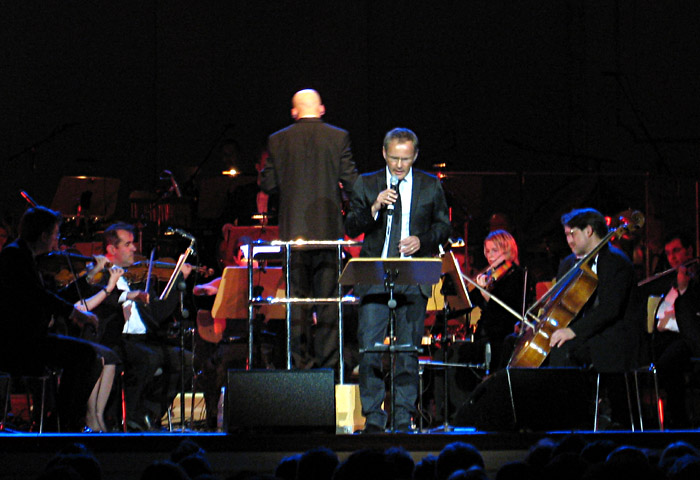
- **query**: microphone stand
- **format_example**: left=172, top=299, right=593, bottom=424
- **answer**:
left=159, top=237, right=195, bottom=432
left=177, top=279, right=191, bottom=432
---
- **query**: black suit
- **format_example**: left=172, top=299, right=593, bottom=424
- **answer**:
left=345, top=167, right=450, bottom=429
left=547, top=244, right=640, bottom=428
left=549, top=244, right=639, bottom=373
left=261, top=118, right=358, bottom=369
left=261, top=117, right=357, bottom=241
left=639, top=273, right=700, bottom=427
left=0, top=239, right=102, bottom=431
left=92, top=276, right=192, bottom=427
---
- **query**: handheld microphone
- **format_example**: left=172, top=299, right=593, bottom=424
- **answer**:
left=387, top=174, right=399, bottom=215
left=167, top=227, right=196, bottom=242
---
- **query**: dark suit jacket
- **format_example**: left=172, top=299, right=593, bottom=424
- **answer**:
left=91, top=276, right=184, bottom=348
left=640, top=273, right=700, bottom=358
left=260, top=118, right=358, bottom=241
left=0, top=239, right=76, bottom=373
left=345, top=167, right=451, bottom=298
left=556, top=244, right=640, bottom=372
left=675, top=279, right=700, bottom=355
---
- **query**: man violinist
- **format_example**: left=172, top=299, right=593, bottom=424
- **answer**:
left=640, top=231, right=700, bottom=428
left=0, top=206, right=103, bottom=431
left=92, top=222, right=193, bottom=431
left=549, top=208, right=640, bottom=427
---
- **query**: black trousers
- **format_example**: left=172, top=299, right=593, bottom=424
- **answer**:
left=118, top=335, right=193, bottom=424
left=40, top=334, right=102, bottom=431
left=288, top=249, right=339, bottom=369
left=654, top=331, right=691, bottom=427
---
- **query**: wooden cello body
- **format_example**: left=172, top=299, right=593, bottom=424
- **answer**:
left=508, top=211, right=644, bottom=368
left=508, top=263, right=598, bottom=367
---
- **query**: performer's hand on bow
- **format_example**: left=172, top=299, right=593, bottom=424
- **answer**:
left=127, top=290, right=150, bottom=304
left=678, top=265, right=691, bottom=294
left=181, top=263, right=193, bottom=279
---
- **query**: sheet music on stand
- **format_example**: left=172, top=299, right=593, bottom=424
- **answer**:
left=339, top=258, right=442, bottom=286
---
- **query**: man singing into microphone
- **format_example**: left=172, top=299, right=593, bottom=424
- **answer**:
left=346, top=127, right=450, bottom=433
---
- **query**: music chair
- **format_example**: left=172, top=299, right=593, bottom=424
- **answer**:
left=1, top=368, right=61, bottom=433
left=682, top=357, right=700, bottom=427
left=595, top=296, right=663, bottom=432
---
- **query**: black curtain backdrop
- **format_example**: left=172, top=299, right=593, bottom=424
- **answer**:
left=2, top=1, right=699, bottom=243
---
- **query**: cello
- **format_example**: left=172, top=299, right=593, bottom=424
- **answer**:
left=507, top=211, right=645, bottom=368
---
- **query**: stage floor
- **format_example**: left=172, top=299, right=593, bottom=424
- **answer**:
left=2, top=428, right=700, bottom=480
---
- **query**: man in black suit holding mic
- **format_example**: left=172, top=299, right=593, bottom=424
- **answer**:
left=346, top=127, right=450, bottom=433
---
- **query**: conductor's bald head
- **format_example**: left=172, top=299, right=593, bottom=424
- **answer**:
left=291, top=89, right=325, bottom=119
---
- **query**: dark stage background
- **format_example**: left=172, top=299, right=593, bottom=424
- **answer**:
left=2, top=1, right=699, bottom=268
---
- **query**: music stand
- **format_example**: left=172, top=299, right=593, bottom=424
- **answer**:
left=339, top=258, right=442, bottom=432
left=434, top=251, right=473, bottom=431
left=212, top=266, right=285, bottom=321
left=51, top=176, right=120, bottom=219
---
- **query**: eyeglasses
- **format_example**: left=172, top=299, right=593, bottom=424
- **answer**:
left=564, top=228, right=580, bottom=238
left=386, top=156, right=415, bottom=164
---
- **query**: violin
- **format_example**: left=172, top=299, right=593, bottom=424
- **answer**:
left=119, top=260, right=214, bottom=284
left=637, top=257, right=699, bottom=287
left=36, top=250, right=95, bottom=288
left=467, top=259, right=515, bottom=293
left=37, top=251, right=213, bottom=287
left=482, top=260, right=514, bottom=291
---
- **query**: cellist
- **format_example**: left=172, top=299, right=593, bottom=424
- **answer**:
left=549, top=208, right=640, bottom=428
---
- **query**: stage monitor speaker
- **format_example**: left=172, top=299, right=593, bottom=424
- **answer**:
left=226, top=369, right=335, bottom=433
left=454, top=367, right=592, bottom=431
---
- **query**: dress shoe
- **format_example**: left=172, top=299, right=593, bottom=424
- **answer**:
left=395, top=424, right=414, bottom=434
left=126, top=419, right=146, bottom=432
left=355, top=423, right=385, bottom=434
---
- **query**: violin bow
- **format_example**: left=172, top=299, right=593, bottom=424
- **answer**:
left=159, top=242, right=194, bottom=301
left=459, top=271, right=535, bottom=329
left=144, top=247, right=157, bottom=294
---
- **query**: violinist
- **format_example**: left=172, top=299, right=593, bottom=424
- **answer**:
left=91, top=222, right=193, bottom=431
left=59, top=254, right=123, bottom=432
left=639, top=231, right=700, bottom=428
left=467, top=230, right=531, bottom=371
left=0, top=206, right=105, bottom=431
left=549, top=208, right=639, bottom=427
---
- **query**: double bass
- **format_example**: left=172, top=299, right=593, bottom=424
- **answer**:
left=507, top=211, right=645, bottom=368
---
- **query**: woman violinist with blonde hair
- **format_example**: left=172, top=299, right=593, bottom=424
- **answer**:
left=469, top=229, right=531, bottom=371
